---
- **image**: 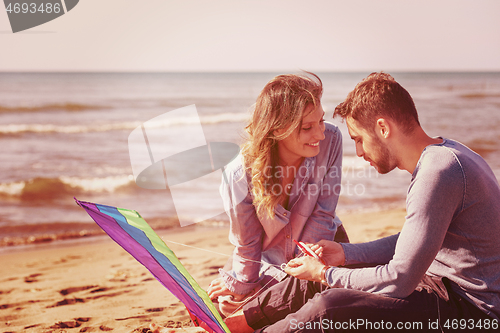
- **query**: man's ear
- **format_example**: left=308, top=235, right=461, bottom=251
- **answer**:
left=376, top=118, right=391, bottom=139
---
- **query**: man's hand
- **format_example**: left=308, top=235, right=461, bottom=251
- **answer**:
left=307, top=240, right=345, bottom=266
left=284, top=256, right=325, bottom=282
left=207, top=277, right=246, bottom=301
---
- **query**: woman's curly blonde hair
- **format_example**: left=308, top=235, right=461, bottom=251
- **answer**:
left=241, top=72, right=323, bottom=220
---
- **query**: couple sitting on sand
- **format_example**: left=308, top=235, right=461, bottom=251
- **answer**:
left=159, top=72, right=500, bottom=332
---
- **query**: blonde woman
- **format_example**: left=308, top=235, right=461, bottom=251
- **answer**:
left=207, top=72, right=347, bottom=316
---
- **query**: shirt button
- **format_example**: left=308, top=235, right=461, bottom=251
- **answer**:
left=286, top=235, right=290, bottom=239
left=284, top=212, right=287, bottom=216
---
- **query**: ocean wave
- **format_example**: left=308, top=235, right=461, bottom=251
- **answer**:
left=200, top=112, right=250, bottom=124
left=0, top=217, right=181, bottom=248
left=459, top=93, right=500, bottom=99
left=0, top=175, right=137, bottom=201
left=0, top=122, right=142, bottom=135
left=0, top=103, right=108, bottom=113
left=342, top=155, right=371, bottom=171
left=467, top=138, right=500, bottom=157
left=0, top=112, right=249, bottom=135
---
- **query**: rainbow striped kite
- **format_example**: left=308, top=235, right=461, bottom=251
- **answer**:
left=75, top=198, right=230, bottom=333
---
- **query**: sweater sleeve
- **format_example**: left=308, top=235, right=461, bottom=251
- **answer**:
left=326, top=147, right=465, bottom=298
left=342, top=234, right=399, bottom=266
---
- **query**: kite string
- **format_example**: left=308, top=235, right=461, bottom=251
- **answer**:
left=163, top=238, right=284, bottom=269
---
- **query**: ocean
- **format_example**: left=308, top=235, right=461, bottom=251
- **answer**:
left=1, top=72, right=500, bottom=247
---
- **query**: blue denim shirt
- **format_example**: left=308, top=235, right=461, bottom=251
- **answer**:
left=219, top=122, right=343, bottom=294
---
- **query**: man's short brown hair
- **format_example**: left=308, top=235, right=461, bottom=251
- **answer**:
left=334, top=72, right=420, bottom=134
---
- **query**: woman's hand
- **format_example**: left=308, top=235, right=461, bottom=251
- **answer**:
left=306, top=240, right=345, bottom=266
left=284, top=256, right=325, bottom=282
left=207, top=277, right=246, bottom=301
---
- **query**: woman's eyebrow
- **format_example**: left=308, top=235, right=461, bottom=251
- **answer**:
left=302, top=112, right=325, bottom=125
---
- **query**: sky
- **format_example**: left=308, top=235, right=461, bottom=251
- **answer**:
left=0, top=0, right=499, bottom=72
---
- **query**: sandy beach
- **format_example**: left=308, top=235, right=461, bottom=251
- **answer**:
left=0, top=208, right=406, bottom=333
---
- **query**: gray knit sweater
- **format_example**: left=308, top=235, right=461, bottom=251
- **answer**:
left=327, top=138, right=500, bottom=319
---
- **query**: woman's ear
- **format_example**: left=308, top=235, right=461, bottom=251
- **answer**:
left=273, top=128, right=285, bottom=138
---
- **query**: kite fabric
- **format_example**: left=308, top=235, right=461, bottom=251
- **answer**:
left=75, top=198, right=230, bottom=333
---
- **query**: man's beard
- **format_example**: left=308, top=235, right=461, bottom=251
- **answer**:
left=371, top=136, right=394, bottom=174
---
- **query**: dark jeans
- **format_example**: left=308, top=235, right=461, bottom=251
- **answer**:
left=244, top=275, right=494, bottom=332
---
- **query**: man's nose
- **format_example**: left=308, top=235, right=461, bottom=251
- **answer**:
left=355, top=143, right=364, bottom=157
